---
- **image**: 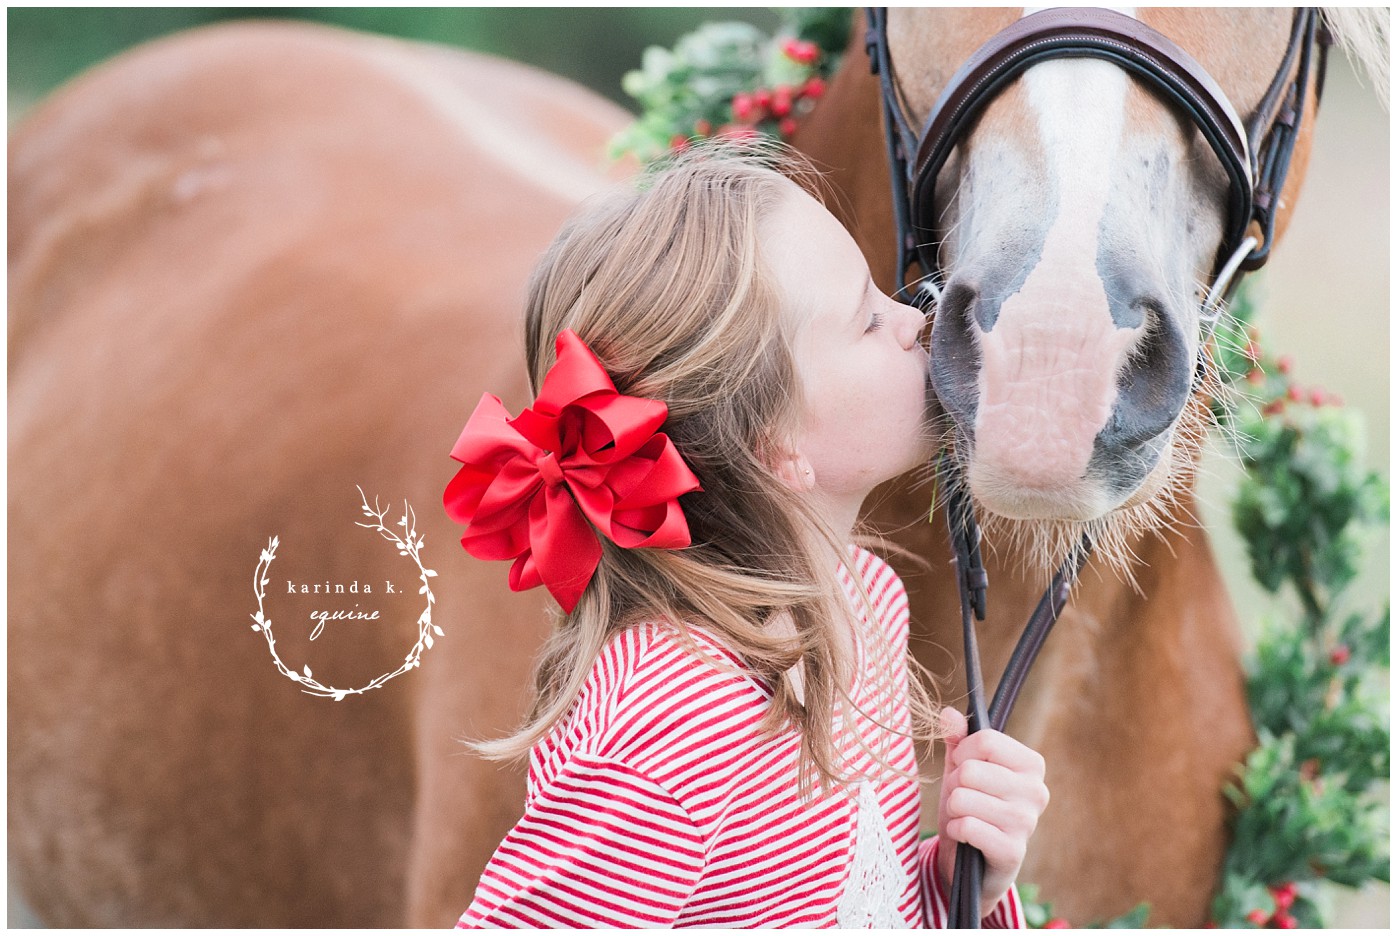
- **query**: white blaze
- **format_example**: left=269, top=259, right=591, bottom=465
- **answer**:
left=969, top=26, right=1142, bottom=518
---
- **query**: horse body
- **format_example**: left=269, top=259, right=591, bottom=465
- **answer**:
left=9, top=21, right=627, bottom=926
left=8, top=8, right=1358, bottom=928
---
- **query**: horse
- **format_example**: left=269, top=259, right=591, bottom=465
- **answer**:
left=7, top=8, right=1383, bottom=928
left=797, top=8, right=1371, bottom=925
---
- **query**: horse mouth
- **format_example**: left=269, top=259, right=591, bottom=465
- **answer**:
left=964, top=463, right=1117, bottom=521
left=950, top=408, right=1202, bottom=584
left=960, top=423, right=1177, bottom=524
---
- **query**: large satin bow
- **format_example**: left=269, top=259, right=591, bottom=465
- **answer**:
left=444, top=329, right=702, bottom=612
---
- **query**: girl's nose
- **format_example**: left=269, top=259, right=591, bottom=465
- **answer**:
left=894, top=300, right=932, bottom=351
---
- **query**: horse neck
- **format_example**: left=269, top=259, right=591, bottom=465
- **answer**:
left=913, top=482, right=1244, bottom=738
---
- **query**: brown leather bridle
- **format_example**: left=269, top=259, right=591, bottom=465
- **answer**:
left=863, top=8, right=1331, bottom=926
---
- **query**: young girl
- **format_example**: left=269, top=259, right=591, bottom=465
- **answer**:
left=444, top=143, right=1048, bottom=928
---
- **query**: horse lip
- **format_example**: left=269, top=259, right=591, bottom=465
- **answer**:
left=965, top=467, right=1117, bottom=522
left=960, top=412, right=1175, bottom=522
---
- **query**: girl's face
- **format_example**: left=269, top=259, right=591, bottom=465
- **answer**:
left=761, top=182, right=936, bottom=527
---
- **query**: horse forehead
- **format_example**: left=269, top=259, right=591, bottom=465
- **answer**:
left=1135, top=9, right=1296, bottom=115
left=885, top=7, right=1021, bottom=118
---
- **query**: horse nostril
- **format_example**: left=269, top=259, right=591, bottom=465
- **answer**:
left=930, top=283, right=982, bottom=436
left=1104, top=298, right=1192, bottom=449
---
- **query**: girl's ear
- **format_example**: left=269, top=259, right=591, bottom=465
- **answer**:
left=773, top=452, right=816, bottom=492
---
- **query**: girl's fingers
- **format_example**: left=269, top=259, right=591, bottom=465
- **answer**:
left=941, top=785, right=1042, bottom=838
left=943, top=758, right=1050, bottom=812
left=937, top=707, right=968, bottom=763
left=948, top=728, right=1046, bottom=779
left=943, top=814, right=1027, bottom=877
left=937, top=705, right=969, bottom=741
left=938, top=726, right=1048, bottom=909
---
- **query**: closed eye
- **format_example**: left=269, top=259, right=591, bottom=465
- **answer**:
left=866, top=310, right=885, bottom=333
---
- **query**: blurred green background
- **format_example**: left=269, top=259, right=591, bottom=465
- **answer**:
left=8, top=6, right=1388, bottom=929
left=8, top=7, right=778, bottom=121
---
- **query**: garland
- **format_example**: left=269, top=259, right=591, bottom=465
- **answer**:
left=609, top=9, right=848, bottom=163
left=616, top=11, right=1389, bottom=928
left=1203, top=289, right=1389, bottom=929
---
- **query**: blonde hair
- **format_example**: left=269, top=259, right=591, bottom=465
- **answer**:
left=466, top=140, right=944, bottom=800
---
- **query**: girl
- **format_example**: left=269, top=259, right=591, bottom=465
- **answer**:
left=444, top=142, right=1049, bottom=928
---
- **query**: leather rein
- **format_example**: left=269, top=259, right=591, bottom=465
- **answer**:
left=862, top=8, right=1331, bottom=926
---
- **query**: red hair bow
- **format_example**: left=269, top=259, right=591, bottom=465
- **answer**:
left=444, top=329, right=702, bottom=612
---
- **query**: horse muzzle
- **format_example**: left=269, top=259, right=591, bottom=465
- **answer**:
left=930, top=269, right=1195, bottom=522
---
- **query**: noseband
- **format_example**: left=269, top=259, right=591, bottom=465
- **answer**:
left=863, top=8, right=1330, bottom=926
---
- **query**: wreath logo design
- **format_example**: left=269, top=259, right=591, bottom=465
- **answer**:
left=249, top=487, right=441, bottom=699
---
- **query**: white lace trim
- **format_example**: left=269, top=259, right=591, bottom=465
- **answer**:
left=835, top=780, right=910, bottom=929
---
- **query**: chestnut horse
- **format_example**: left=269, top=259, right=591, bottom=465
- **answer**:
left=8, top=9, right=1381, bottom=928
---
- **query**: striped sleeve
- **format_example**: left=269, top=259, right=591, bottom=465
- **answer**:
left=918, top=835, right=1025, bottom=928
left=457, top=754, right=705, bottom=928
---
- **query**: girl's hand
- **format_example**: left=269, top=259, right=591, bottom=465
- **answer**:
left=935, top=707, right=1049, bottom=911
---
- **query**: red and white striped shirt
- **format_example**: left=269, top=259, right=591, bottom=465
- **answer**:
left=458, top=547, right=1023, bottom=928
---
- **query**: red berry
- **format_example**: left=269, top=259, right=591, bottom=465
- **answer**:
left=1262, top=400, right=1286, bottom=417
left=1246, top=368, right=1265, bottom=384
left=1286, top=383, right=1303, bottom=403
left=1329, top=645, right=1351, bottom=666
left=1245, top=340, right=1261, bottom=361
left=1309, top=387, right=1327, bottom=407
left=1274, top=912, right=1298, bottom=929
left=1277, top=354, right=1294, bottom=374
left=669, top=135, right=690, bottom=152
left=753, top=87, right=772, bottom=110
left=770, top=85, right=794, bottom=118
left=694, top=119, right=712, bottom=136
left=1043, top=919, right=1071, bottom=929
left=782, top=38, right=820, bottom=65
left=802, top=76, right=827, bottom=100
left=1246, top=909, right=1269, bottom=926
left=731, top=93, right=756, bottom=123
left=778, top=117, right=798, bottom=138
left=1270, top=881, right=1298, bottom=910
